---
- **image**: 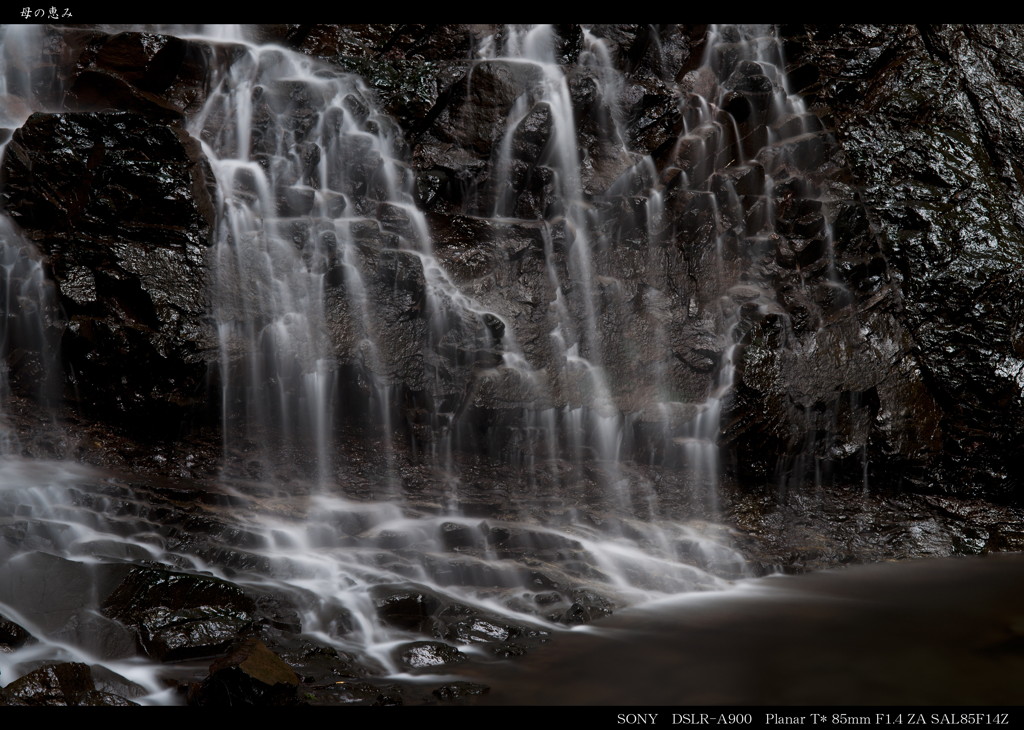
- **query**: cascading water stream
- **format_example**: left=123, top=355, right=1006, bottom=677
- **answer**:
left=661, top=24, right=855, bottom=508
left=0, top=25, right=62, bottom=455
left=475, top=25, right=654, bottom=512
left=702, top=24, right=858, bottom=495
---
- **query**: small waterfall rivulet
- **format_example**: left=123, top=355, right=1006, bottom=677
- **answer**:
left=0, top=24, right=864, bottom=703
left=0, top=25, right=62, bottom=455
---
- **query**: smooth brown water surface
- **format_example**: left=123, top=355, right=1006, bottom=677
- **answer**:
left=472, top=553, right=1024, bottom=705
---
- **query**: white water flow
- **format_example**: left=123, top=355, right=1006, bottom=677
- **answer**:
left=479, top=26, right=635, bottom=508
left=0, top=23, right=847, bottom=699
left=0, top=25, right=61, bottom=454
left=1, top=31, right=165, bottom=693
left=701, top=24, right=855, bottom=494
left=664, top=24, right=849, bottom=508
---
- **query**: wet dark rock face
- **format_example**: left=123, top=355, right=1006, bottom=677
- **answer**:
left=2, top=109, right=215, bottom=429
left=190, top=638, right=299, bottom=706
left=252, top=24, right=945, bottom=492
left=305, top=24, right=1024, bottom=500
left=370, top=583, right=552, bottom=657
left=781, top=24, right=1024, bottom=497
left=64, top=30, right=219, bottom=120
left=0, top=614, right=32, bottom=650
left=395, top=640, right=468, bottom=672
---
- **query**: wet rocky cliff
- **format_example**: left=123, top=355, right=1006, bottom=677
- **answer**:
left=3, top=24, right=1022, bottom=501
left=783, top=24, right=1024, bottom=498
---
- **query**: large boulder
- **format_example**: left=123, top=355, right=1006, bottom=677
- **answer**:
left=63, top=30, right=219, bottom=120
left=190, top=638, right=299, bottom=706
left=101, top=567, right=257, bottom=661
left=0, top=662, right=137, bottom=706
left=1, top=110, right=216, bottom=429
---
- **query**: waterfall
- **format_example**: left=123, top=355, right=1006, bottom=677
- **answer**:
left=181, top=23, right=748, bottom=671
left=0, top=23, right=858, bottom=703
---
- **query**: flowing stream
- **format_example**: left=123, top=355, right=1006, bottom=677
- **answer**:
left=0, top=24, right=850, bottom=703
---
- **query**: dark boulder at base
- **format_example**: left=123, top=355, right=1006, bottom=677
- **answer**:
left=189, top=638, right=299, bottom=706
left=370, top=581, right=553, bottom=657
left=394, top=640, right=468, bottom=672
left=0, top=614, right=33, bottom=651
left=548, top=587, right=615, bottom=625
left=101, top=566, right=257, bottom=661
left=431, top=681, right=490, bottom=703
left=0, top=662, right=137, bottom=706
left=371, top=583, right=446, bottom=634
